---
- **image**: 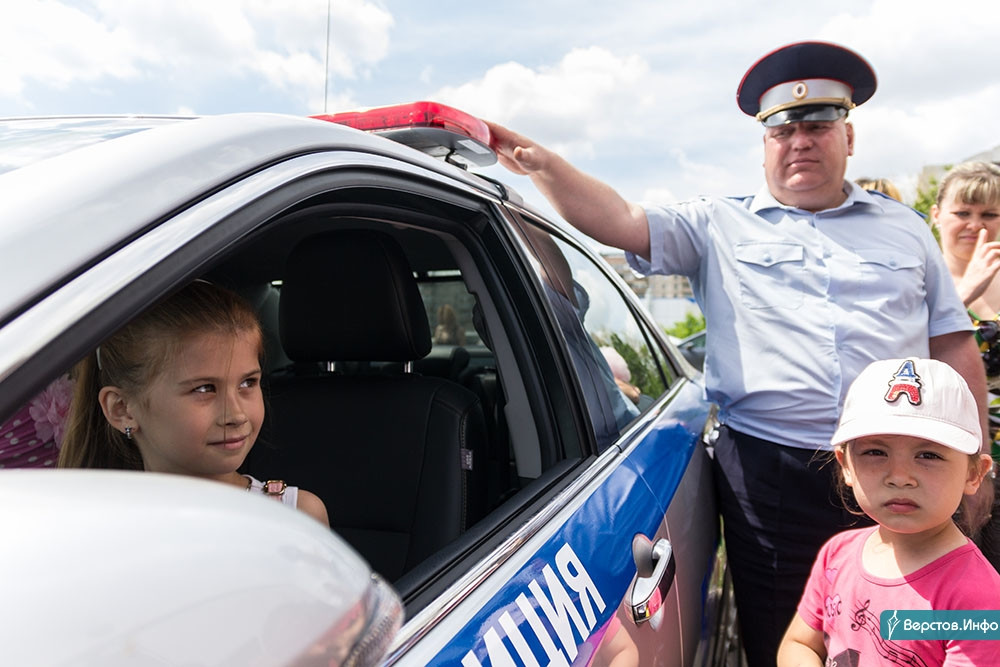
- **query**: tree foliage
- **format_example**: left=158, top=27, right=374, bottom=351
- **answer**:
left=912, top=175, right=939, bottom=219
left=662, top=311, right=706, bottom=339
left=591, top=332, right=665, bottom=398
left=913, top=167, right=950, bottom=244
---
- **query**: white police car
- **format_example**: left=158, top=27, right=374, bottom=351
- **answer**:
left=0, top=104, right=734, bottom=665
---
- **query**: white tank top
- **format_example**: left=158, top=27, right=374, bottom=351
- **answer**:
left=242, top=474, right=299, bottom=508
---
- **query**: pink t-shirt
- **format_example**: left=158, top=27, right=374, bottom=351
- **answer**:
left=798, top=526, right=1000, bottom=666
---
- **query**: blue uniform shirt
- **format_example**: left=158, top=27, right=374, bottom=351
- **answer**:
left=627, top=182, right=972, bottom=449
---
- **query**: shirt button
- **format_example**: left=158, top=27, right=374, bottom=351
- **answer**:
left=889, top=260, right=897, bottom=268
left=763, top=254, right=772, bottom=262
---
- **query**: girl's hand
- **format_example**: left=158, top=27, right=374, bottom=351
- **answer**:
left=959, top=228, right=1000, bottom=306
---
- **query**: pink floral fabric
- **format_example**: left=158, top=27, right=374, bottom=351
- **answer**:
left=0, top=374, right=74, bottom=468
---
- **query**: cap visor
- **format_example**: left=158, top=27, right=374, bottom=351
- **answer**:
left=762, top=105, right=847, bottom=127
left=831, top=415, right=980, bottom=454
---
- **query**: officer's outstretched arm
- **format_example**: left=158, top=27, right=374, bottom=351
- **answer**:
left=485, top=120, right=651, bottom=260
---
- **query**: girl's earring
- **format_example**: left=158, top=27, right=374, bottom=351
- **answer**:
left=125, top=426, right=133, bottom=441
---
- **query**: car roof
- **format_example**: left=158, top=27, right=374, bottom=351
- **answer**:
left=0, top=113, right=507, bottom=323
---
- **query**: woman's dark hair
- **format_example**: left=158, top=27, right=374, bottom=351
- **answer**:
left=58, top=281, right=263, bottom=470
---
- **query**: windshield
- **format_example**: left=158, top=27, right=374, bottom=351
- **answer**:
left=0, top=116, right=190, bottom=176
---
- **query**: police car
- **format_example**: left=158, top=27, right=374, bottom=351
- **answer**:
left=0, top=103, right=735, bottom=665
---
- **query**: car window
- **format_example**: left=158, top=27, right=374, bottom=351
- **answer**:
left=417, top=275, right=481, bottom=348
left=512, top=218, right=673, bottom=450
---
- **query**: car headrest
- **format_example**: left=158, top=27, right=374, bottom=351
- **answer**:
left=279, top=230, right=432, bottom=362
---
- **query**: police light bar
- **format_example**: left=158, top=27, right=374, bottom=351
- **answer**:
left=313, top=101, right=496, bottom=169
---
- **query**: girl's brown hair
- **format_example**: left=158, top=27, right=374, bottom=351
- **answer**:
left=58, top=281, right=263, bottom=470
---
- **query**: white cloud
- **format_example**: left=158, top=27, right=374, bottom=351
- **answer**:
left=0, top=1, right=139, bottom=100
left=433, top=47, right=655, bottom=161
left=0, top=0, right=393, bottom=110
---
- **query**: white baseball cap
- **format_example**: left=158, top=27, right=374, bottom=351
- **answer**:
left=831, top=358, right=981, bottom=454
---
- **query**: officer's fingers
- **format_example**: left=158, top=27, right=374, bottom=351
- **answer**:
left=485, top=120, right=527, bottom=153
left=512, top=145, right=546, bottom=173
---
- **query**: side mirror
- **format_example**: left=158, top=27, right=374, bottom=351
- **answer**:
left=0, top=470, right=401, bottom=666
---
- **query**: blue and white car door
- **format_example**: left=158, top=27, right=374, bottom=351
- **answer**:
left=403, top=379, right=713, bottom=666
left=394, top=213, right=717, bottom=665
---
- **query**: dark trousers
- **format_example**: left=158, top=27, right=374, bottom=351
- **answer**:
left=973, top=475, right=1000, bottom=572
left=712, top=426, right=870, bottom=667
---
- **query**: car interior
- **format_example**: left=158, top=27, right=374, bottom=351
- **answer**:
left=202, top=192, right=584, bottom=605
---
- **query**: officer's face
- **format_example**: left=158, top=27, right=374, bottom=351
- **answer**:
left=762, top=118, right=854, bottom=212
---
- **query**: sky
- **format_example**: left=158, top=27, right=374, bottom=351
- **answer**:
left=3, top=0, right=1000, bottom=217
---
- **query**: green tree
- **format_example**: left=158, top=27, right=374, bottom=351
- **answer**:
left=590, top=332, right=665, bottom=397
left=912, top=175, right=939, bottom=219
left=662, top=311, right=705, bottom=339
left=913, top=167, right=949, bottom=244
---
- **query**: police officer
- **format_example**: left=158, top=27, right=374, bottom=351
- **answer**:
left=487, top=41, right=988, bottom=667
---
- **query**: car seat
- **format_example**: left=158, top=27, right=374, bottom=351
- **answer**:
left=249, top=229, right=488, bottom=582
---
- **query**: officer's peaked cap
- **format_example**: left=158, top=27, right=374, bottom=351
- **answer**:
left=737, top=41, right=877, bottom=127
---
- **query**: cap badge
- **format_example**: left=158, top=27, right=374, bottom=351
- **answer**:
left=792, top=82, right=808, bottom=100
left=884, top=359, right=922, bottom=405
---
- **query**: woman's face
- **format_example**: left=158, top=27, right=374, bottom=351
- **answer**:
left=933, top=191, right=1000, bottom=261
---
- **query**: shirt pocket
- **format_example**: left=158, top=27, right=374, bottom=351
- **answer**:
left=734, top=242, right=805, bottom=310
left=854, top=249, right=923, bottom=315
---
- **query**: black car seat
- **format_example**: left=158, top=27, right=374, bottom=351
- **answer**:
left=250, top=229, right=488, bottom=581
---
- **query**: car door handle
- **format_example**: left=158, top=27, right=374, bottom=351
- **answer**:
left=627, top=534, right=676, bottom=625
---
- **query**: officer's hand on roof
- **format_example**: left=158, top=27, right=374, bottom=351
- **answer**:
left=484, top=120, right=548, bottom=175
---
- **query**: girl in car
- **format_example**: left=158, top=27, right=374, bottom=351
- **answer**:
left=58, top=280, right=329, bottom=526
left=778, top=358, right=1000, bottom=666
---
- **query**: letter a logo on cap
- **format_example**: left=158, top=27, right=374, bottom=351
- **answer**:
left=884, top=359, right=922, bottom=405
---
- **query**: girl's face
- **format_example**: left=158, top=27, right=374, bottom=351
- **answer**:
left=933, top=191, right=1000, bottom=261
left=127, top=330, right=264, bottom=482
left=836, top=434, right=988, bottom=538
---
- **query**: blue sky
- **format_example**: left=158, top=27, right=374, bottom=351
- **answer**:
left=3, top=0, right=999, bottom=214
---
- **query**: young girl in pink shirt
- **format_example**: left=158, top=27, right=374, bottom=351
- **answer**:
left=778, top=358, right=999, bottom=666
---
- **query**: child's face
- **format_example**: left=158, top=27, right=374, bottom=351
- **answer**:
left=128, top=330, right=264, bottom=481
left=933, top=192, right=1000, bottom=261
left=836, top=434, right=988, bottom=537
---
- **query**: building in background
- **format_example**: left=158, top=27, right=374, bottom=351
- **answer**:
left=920, top=144, right=1000, bottom=192
left=601, top=251, right=701, bottom=329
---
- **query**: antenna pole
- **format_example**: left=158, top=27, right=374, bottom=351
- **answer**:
left=323, top=0, right=331, bottom=113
